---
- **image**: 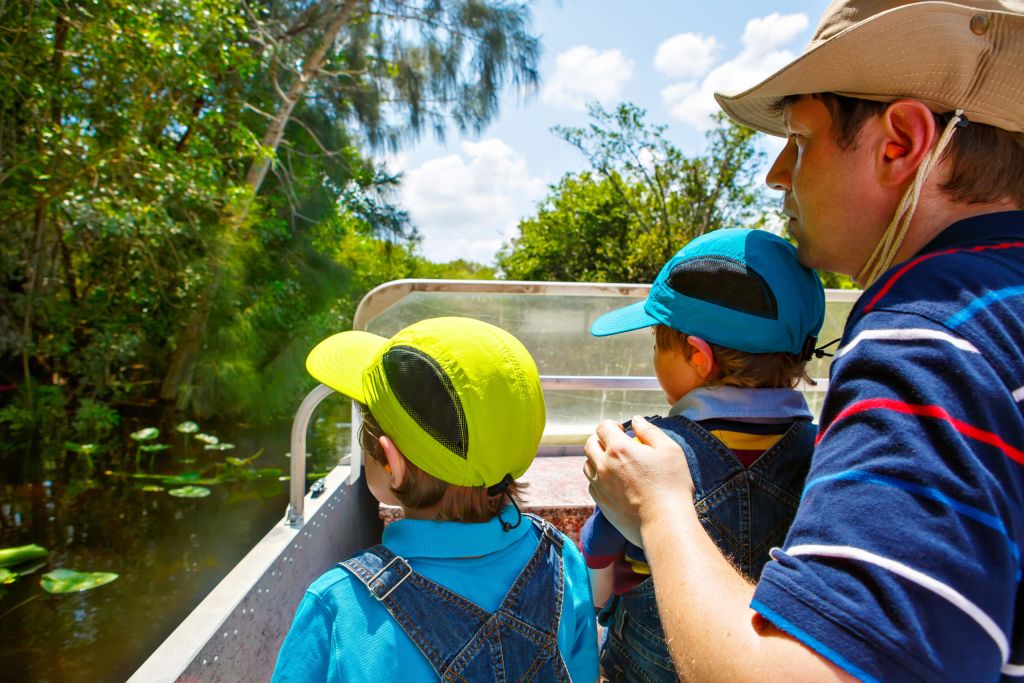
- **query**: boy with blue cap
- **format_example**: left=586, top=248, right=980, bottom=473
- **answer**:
left=272, top=317, right=598, bottom=682
left=580, top=228, right=825, bottom=682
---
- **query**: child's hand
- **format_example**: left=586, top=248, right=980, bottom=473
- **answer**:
left=583, top=416, right=695, bottom=545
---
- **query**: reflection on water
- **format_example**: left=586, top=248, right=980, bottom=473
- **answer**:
left=0, top=411, right=349, bottom=683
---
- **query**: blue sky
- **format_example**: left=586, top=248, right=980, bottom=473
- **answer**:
left=386, top=0, right=830, bottom=264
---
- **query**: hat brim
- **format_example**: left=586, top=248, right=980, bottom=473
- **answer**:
left=305, top=331, right=388, bottom=403
left=715, top=2, right=1024, bottom=136
left=591, top=301, right=660, bottom=337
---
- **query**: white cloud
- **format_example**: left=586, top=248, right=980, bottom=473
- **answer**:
left=541, top=46, right=635, bottom=110
left=660, top=12, right=809, bottom=130
left=654, top=33, right=719, bottom=79
left=400, top=139, right=546, bottom=264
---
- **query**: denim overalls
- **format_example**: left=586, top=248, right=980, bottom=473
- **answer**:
left=598, top=414, right=816, bottom=682
left=341, top=514, right=571, bottom=682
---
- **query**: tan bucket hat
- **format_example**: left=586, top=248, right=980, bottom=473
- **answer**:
left=715, top=0, right=1024, bottom=136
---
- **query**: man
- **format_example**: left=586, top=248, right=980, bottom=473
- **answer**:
left=583, top=1, right=1024, bottom=681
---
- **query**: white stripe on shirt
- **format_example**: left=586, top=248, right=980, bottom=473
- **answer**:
left=775, top=544, right=1010, bottom=667
left=1004, top=662, right=1024, bottom=677
left=834, top=329, right=980, bottom=360
left=1013, top=385, right=1024, bottom=404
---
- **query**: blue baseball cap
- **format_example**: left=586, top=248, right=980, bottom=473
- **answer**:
left=591, top=228, right=825, bottom=356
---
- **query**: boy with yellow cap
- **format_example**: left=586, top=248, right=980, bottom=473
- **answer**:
left=271, top=317, right=598, bottom=682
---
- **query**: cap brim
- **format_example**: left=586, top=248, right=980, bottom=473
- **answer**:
left=714, top=3, right=1024, bottom=136
left=305, top=331, right=388, bottom=403
left=591, top=301, right=659, bottom=337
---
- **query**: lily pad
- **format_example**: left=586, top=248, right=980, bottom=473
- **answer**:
left=168, top=486, right=211, bottom=498
left=175, top=421, right=200, bottom=434
left=139, top=485, right=165, bottom=493
left=65, top=442, right=99, bottom=454
left=0, top=544, right=49, bottom=569
left=254, top=467, right=283, bottom=479
left=204, top=443, right=235, bottom=451
left=139, top=443, right=170, bottom=452
left=225, top=449, right=263, bottom=467
left=40, top=568, right=119, bottom=594
left=193, top=433, right=219, bottom=445
left=130, top=427, right=160, bottom=441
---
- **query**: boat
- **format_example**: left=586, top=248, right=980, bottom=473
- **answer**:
left=128, top=279, right=857, bottom=682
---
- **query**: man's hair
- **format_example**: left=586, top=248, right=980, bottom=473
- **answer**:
left=358, top=408, right=525, bottom=522
left=654, top=325, right=810, bottom=389
left=774, top=93, right=1024, bottom=207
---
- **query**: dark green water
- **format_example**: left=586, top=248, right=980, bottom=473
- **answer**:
left=0, top=413, right=348, bottom=683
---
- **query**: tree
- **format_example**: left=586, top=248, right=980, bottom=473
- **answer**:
left=499, top=103, right=769, bottom=282
left=160, top=0, right=541, bottom=403
left=0, top=0, right=540, bottom=425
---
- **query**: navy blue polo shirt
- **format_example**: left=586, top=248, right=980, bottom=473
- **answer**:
left=753, top=212, right=1024, bottom=681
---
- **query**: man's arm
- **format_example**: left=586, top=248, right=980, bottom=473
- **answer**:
left=585, top=416, right=855, bottom=682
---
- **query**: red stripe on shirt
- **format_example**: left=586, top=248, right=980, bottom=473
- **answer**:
left=817, top=398, right=1024, bottom=465
left=864, top=242, right=1024, bottom=313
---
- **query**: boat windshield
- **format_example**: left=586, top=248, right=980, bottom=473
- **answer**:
left=355, top=280, right=859, bottom=447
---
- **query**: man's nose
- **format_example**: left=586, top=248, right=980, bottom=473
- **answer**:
left=765, top=141, right=794, bottom=191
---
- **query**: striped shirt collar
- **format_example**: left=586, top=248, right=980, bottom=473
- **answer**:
left=917, top=210, right=1024, bottom=254
left=668, top=386, right=811, bottom=423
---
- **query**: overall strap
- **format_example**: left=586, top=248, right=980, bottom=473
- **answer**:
left=340, top=545, right=492, bottom=677
left=497, top=514, right=565, bottom=630
left=444, top=515, right=571, bottom=682
left=655, top=415, right=745, bottom=495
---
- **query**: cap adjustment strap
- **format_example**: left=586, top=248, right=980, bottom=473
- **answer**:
left=487, top=473, right=522, bottom=532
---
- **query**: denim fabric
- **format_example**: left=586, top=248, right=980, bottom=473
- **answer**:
left=599, top=416, right=815, bottom=681
left=341, top=514, right=571, bottom=682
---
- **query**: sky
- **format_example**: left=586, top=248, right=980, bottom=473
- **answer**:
left=385, top=0, right=831, bottom=265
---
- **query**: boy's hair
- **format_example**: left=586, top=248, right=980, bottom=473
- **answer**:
left=359, top=408, right=525, bottom=523
left=773, top=93, right=1024, bottom=207
left=654, top=325, right=810, bottom=389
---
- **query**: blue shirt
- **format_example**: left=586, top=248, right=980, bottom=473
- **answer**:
left=272, top=508, right=599, bottom=682
left=753, top=212, right=1024, bottom=681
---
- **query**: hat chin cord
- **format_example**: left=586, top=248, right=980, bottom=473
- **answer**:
left=856, top=109, right=965, bottom=288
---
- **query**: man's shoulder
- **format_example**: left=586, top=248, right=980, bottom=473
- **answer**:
left=856, top=216, right=1024, bottom=324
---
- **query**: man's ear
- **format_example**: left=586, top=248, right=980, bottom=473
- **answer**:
left=686, top=336, right=716, bottom=380
left=379, top=436, right=406, bottom=489
left=876, top=99, right=939, bottom=188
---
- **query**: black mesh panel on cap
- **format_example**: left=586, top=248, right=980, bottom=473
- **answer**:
left=668, top=256, right=778, bottom=319
left=382, top=345, right=468, bottom=459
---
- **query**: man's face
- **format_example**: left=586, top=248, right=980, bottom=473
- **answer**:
left=765, top=96, right=890, bottom=277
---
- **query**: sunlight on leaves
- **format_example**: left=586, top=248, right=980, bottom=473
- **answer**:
left=175, top=421, right=200, bottom=434
left=168, top=486, right=212, bottom=498
left=41, top=569, right=119, bottom=594
left=0, top=544, right=49, bottom=569
left=139, top=443, right=171, bottom=452
left=139, top=485, right=165, bottom=493
left=130, top=427, right=160, bottom=441
left=194, top=433, right=219, bottom=445
left=204, top=443, right=235, bottom=451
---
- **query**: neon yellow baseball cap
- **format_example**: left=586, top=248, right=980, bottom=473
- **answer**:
left=306, top=317, right=546, bottom=488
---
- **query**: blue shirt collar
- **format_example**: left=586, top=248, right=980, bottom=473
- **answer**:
left=917, top=210, right=1024, bottom=255
left=382, top=505, right=531, bottom=559
left=668, top=385, right=812, bottom=422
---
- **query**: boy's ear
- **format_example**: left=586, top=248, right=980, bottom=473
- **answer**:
left=379, top=435, right=406, bottom=489
left=687, top=336, right=716, bottom=380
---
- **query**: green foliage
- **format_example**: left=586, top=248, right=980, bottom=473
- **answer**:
left=40, top=568, right=119, bottom=594
left=72, top=400, right=121, bottom=443
left=1, top=0, right=535, bottom=433
left=499, top=103, right=769, bottom=283
left=0, top=545, right=49, bottom=569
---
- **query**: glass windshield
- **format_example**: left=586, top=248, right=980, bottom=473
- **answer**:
left=360, top=281, right=857, bottom=446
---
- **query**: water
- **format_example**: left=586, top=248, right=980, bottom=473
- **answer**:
left=0, top=413, right=348, bottom=683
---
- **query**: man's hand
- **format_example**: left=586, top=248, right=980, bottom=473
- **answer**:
left=583, top=415, right=696, bottom=546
